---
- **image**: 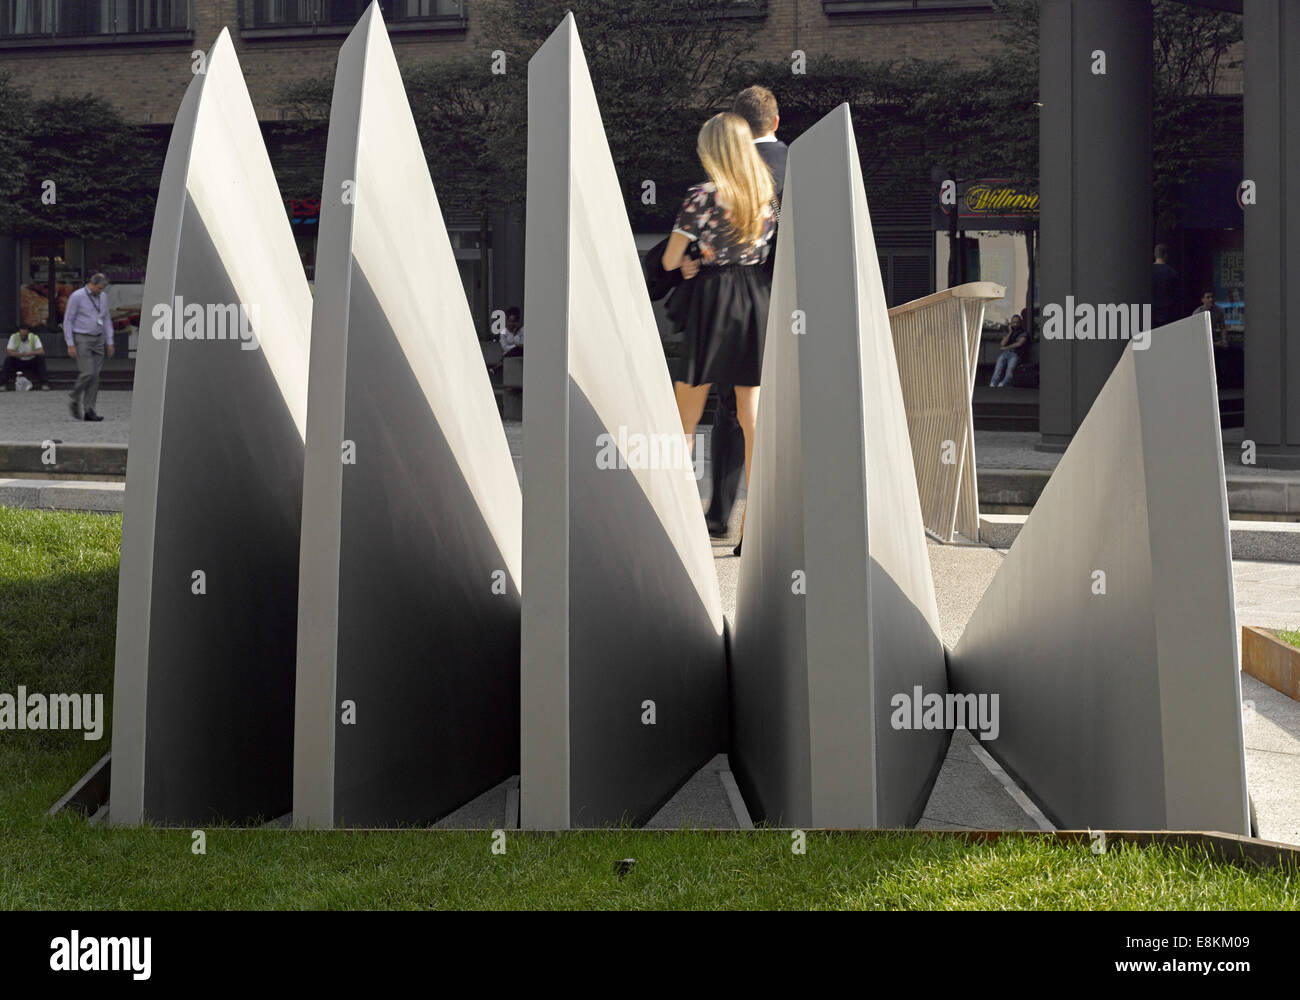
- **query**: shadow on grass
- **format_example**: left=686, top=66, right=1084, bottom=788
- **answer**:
left=0, top=508, right=120, bottom=824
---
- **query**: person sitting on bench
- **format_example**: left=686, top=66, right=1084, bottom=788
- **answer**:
left=2, top=325, right=51, bottom=390
left=990, top=314, right=1029, bottom=388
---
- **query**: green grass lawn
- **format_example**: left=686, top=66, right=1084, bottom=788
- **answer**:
left=1, top=506, right=1298, bottom=910
left=1276, top=629, right=1300, bottom=650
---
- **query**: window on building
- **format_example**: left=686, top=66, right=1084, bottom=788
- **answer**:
left=823, top=0, right=992, bottom=14
left=1, top=0, right=189, bottom=38
left=244, top=0, right=463, bottom=29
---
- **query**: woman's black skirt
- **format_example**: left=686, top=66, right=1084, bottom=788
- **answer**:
left=664, top=262, right=770, bottom=387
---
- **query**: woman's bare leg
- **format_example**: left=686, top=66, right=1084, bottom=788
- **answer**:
left=733, top=385, right=760, bottom=538
left=674, top=381, right=712, bottom=452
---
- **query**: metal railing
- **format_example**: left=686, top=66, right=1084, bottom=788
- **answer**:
left=887, top=281, right=1005, bottom=543
left=1, top=0, right=189, bottom=38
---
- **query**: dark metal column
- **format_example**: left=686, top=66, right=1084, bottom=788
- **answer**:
left=1244, top=0, right=1300, bottom=467
left=1038, top=0, right=1153, bottom=447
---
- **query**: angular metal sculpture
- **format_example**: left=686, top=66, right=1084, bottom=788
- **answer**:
left=949, top=314, right=1250, bottom=834
left=110, top=30, right=312, bottom=825
left=292, top=6, right=523, bottom=828
left=520, top=14, right=727, bottom=829
left=731, top=105, right=950, bottom=829
left=888, top=282, right=1005, bottom=543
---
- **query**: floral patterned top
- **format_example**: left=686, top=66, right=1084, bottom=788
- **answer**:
left=671, top=181, right=775, bottom=267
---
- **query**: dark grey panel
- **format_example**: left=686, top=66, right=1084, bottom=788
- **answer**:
left=732, top=105, right=950, bottom=829
left=292, top=6, right=522, bottom=828
left=110, top=30, right=312, bottom=825
left=520, top=14, right=727, bottom=829
left=326, top=269, right=521, bottom=826
left=951, top=316, right=1249, bottom=833
left=565, top=387, right=727, bottom=826
left=140, top=200, right=304, bottom=824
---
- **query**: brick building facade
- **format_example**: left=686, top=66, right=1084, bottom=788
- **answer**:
left=0, top=0, right=1024, bottom=344
left=0, top=1, right=1245, bottom=372
left=0, top=2, right=1008, bottom=124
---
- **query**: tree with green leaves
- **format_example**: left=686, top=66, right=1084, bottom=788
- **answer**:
left=279, top=0, right=764, bottom=231
left=9, top=94, right=162, bottom=244
left=0, top=73, right=36, bottom=236
left=0, top=80, right=163, bottom=328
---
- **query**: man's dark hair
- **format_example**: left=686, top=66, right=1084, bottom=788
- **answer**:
left=1202, top=289, right=1215, bottom=297
left=733, top=85, right=778, bottom=137
left=506, top=306, right=521, bottom=320
left=1154, top=244, right=1168, bottom=260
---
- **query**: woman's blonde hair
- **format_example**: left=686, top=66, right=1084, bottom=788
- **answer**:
left=696, top=111, right=774, bottom=247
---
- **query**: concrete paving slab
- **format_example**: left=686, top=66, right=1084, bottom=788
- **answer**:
left=919, top=734, right=1035, bottom=830
left=1241, top=674, right=1300, bottom=845
left=645, top=754, right=744, bottom=829
left=0, top=390, right=132, bottom=444
left=1242, top=674, right=1300, bottom=756
left=915, top=816, right=975, bottom=831
left=433, top=776, right=516, bottom=830
left=0, top=478, right=123, bottom=512
left=1234, top=563, right=1300, bottom=633
left=977, top=427, right=1300, bottom=482
left=925, top=541, right=1005, bottom=649
left=984, top=512, right=1300, bottom=562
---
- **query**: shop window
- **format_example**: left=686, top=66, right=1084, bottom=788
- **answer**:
left=240, top=0, right=467, bottom=35
left=0, top=0, right=190, bottom=40
left=823, top=0, right=991, bottom=14
left=878, top=250, right=934, bottom=308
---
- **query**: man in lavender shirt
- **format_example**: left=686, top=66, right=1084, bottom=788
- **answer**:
left=63, top=273, right=114, bottom=421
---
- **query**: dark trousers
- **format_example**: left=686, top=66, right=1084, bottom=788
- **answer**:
left=71, top=333, right=106, bottom=413
left=708, top=384, right=745, bottom=528
left=2, top=354, right=49, bottom=386
left=705, top=251, right=773, bottom=527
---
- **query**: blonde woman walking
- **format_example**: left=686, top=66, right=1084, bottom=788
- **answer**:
left=661, top=112, right=776, bottom=555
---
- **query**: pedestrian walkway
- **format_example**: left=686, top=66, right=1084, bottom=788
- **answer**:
left=975, top=426, right=1288, bottom=480
left=9, top=395, right=1300, bottom=515
left=0, top=388, right=131, bottom=444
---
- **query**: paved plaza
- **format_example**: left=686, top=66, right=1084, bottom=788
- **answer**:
left=0, top=388, right=133, bottom=444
